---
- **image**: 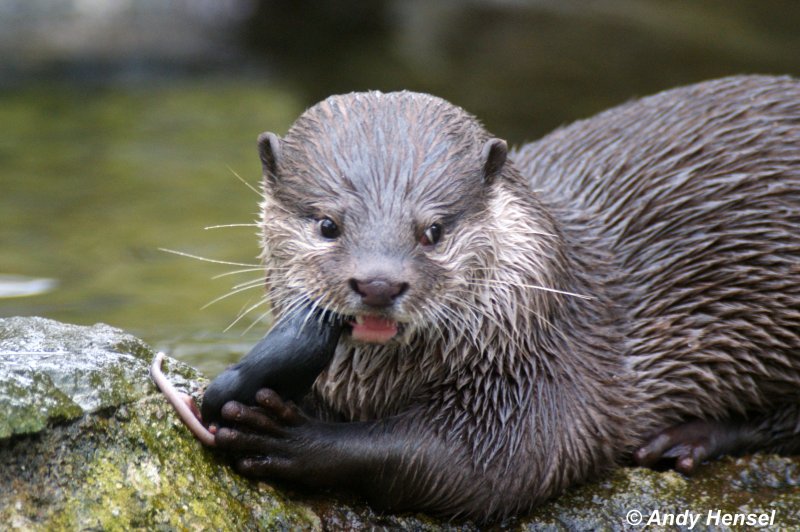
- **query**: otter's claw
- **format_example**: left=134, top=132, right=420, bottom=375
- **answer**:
left=634, top=419, right=743, bottom=474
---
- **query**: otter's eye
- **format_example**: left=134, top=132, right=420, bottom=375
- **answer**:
left=318, top=217, right=340, bottom=239
left=420, top=223, right=443, bottom=246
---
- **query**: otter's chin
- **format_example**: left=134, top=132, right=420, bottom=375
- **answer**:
left=350, top=315, right=400, bottom=344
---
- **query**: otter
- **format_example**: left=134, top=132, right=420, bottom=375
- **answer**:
left=160, top=75, right=800, bottom=522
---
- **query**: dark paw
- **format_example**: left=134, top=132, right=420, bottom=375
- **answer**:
left=634, top=419, right=740, bottom=474
left=214, top=388, right=313, bottom=481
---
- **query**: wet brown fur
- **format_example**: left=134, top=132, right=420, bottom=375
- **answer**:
left=253, top=75, right=800, bottom=520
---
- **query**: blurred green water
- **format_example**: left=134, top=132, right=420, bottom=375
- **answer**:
left=2, top=0, right=798, bottom=378
left=0, top=81, right=303, bottom=376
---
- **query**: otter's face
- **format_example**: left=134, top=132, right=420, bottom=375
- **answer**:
left=258, top=91, right=507, bottom=345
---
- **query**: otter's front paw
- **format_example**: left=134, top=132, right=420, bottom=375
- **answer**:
left=215, top=388, right=316, bottom=482
left=634, top=419, right=743, bottom=474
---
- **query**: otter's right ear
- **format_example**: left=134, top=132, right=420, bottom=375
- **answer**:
left=257, top=132, right=282, bottom=185
left=481, top=138, right=508, bottom=185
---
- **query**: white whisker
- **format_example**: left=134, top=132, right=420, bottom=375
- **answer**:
left=202, top=282, right=265, bottom=310
left=159, top=248, right=259, bottom=268
left=226, top=296, right=271, bottom=333
left=231, top=277, right=267, bottom=291
left=204, top=223, right=259, bottom=230
left=227, top=165, right=261, bottom=196
left=211, top=268, right=266, bottom=280
left=475, top=278, right=593, bottom=300
left=242, top=306, right=274, bottom=334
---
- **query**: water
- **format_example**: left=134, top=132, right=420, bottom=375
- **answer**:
left=1, top=0, right=799, bottom=376
left=0, top=81, right=304, bottom=375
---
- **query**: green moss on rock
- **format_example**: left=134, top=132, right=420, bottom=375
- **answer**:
left=1, top=317, right=799, bottom=530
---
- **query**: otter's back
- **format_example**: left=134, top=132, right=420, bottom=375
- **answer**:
left=513, top=75, right=800, bottom=424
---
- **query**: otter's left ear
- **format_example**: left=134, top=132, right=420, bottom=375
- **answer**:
left=257, top=131, right=282, bottom=186
left=481, top=138, right=507, bottom=185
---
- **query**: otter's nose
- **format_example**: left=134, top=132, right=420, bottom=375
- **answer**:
left=349, top=278, right=409, bottom=308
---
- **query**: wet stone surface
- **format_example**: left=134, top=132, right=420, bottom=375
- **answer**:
left=0, top=317, right=798, bottom=530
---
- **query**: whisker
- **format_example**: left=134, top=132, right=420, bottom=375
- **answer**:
left=255, top=292, right=313, bottom=335
left=159, top=248, right=259, bottom=268
left=299, top=298, right=323, bottom=335
left=241, top=305, right=273, bottom=334
left=231, top=278, right=266, bottom=291
left=204, top=223, right=259, bottom=230
left=202, top=282, right=265, bottom=310
left=472, top=278, right=593, bottom=300
left=226, top=296, right=271, bottom=332
left=227, top=165, right=261, bottom=196
left=274, top=293, right=309, bottom=324
left=211, top=268, right=266, bottom=280
left=461, top=280, right=569, bottom=335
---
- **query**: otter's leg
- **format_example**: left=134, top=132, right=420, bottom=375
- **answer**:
left=214, top=389, right=485, bottom=516
left=634, top=404, right=800, bottom=474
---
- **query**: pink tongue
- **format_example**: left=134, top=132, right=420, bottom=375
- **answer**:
left=351, top=316, right=399, bottom=343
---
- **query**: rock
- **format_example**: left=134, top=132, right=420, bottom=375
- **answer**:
left=0, top=316, right=798, bottom=530
left=0, top=317, right=320, bottom=530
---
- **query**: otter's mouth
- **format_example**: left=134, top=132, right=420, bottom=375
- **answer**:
left=349, top=315, right=402, bottom=344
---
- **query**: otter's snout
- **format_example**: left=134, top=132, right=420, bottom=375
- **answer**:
left=349, top=277, right=409, bottom=308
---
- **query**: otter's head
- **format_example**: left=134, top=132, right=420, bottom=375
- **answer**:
left=258, top=91, right=509, bottom=345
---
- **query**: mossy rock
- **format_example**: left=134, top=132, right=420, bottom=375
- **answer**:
left=0, top=317, right=798, bottom=530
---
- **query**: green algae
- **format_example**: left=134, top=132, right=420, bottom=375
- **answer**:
left=1, top=317, right=799, bottom=530
left=0, top=318, right=322, bottom=530
left=3, top=391, right=320, bottom=531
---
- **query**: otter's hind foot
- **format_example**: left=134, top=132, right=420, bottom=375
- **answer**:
left=633, top=419, right=744, bottom=474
